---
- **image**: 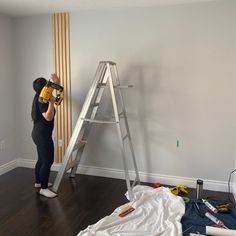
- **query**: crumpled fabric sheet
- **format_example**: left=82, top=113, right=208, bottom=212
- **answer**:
left=77, top=185, right=185, bottom=236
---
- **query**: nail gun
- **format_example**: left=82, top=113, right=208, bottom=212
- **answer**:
left=39, top=80, right=64, bottom=105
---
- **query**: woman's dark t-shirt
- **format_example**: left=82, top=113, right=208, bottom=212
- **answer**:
left=33, top=102, right=54, bottom=137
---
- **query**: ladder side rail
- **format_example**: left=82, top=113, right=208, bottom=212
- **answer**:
left=70, top=69, right=110, bottom=176
left=86, top=65, right=108, bottom=118
left=78, top=63, right=107, bottom=122
left=78, top=70, right=108, bottom=142
left=52, top=116, right=85, bottom=192
left=113, top=65, right=140, bottom=184
left=69, top=137, right=87, bottom=177
left=119, top=104, right=140, bottom=183
left=107, top=64, right=134, bottom=201
left=80, top=67, right=110, bottom=142
left=70, top=145, right=86, bottom=177
left=88, top=69, right=110, bottom=123
left=52, top=63, right=106, bottom=192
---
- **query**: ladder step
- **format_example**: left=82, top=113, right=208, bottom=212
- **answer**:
left=91, top=102, right=100, bottom=108
left=97, top=85, right=133, bottom=89
left=132, top=178, right=138, bottom=188
left=100, top=61, right=116, bottom=65
left=72, top=139, right=87, bottom=152
left=81, top=118, right=117, bottom=124
left=115, top=85, right=133, bottom=89
left=119, top=112, right=124, bottom=117
left=66, top=160, right=78, bottom=171
left=122, top=134, right=128, bottom=141
left=97, top=83, right=107, bottom=88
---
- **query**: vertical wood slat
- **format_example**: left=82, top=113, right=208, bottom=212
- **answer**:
left=56, top=14, right=62, bottom=162
left=53, top=15, right=60, bottom=161
left=52, top=13, right=72, bottom=163
left=63, top=15, right=68, bottom=152
left=58, top=14, right=64, bottom=158
left=65, top=14, right=72, bottom=151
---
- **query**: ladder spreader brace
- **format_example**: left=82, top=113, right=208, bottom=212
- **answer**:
left=52, top=61, right=140, bottom=201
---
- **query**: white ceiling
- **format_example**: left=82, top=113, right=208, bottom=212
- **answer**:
left=0, top=0, right=218, bottom=17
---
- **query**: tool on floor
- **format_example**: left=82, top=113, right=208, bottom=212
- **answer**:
left=183, top=225, right=193, bottom=234
left=202, top=199, right=218, bottom=213
left=118, top=206, right=135, bottom=217
left=39, top=80, right=64, bottom=105
left=182, top=197, right=190, bottom=203
left=205, top=212, right=228, bottom=229
left=190, top=233, right=205, bottom=236
left=170, top=185, right=188, bottom=195
left=194, top=201, right=204, bottom=217
left=196, top=179, right=203, bottom=200
left=153, top=183, right=161, bottom=188
left=52, top=61, right=140, bottom=201
left=216, top=203, right=230, bottom=213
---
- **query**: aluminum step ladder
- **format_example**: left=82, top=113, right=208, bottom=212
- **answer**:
left=52, top=61, right=140, bottom=201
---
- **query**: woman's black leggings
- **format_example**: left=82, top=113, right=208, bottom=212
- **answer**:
left=32, top=132, right=54, bottom=189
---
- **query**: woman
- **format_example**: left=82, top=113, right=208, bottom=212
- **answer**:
left=31, top=74, right=59, bottom=198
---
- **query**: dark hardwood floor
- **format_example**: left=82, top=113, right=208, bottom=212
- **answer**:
left=0, top=168, right=129, bottom=236
left=0, top=167, right=234, bottom=236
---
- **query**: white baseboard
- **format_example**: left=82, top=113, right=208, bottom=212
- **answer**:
left=0, top=158, right=232, bottom=193
left=0, top=160, right=18, bottom=175
left=12, top=158, right=229, bottom=193
left=17, top=158, right=36, bottom=168
left=17, top=158, right=62, bottom=171
left=76, top=165, right=229, bottom=192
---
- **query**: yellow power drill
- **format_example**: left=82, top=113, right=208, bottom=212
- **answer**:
left=39, top=80, right=64, bottom=105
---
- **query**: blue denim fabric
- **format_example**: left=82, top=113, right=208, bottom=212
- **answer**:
left=181, top=200, right=236, bottom=235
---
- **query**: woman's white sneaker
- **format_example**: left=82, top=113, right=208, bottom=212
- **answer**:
left=39, top=188, right=57, bottom=198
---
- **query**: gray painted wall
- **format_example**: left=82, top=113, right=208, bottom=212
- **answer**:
left=70, top=0, right=236, bottom=182
left=0, top=14, right=16, bottom=166
left=14, top=15, right=52, bottom=160
left=2, top=0, right=236, bottom=187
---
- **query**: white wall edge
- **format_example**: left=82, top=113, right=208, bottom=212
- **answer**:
left=1, top=158, right=230, bottom=193
left=232, top=182, right=236, bottom=202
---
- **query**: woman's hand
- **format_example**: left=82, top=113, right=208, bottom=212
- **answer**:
left=49, top=96, right=56, bottom=104
left=51, top=73, right=60, bottom=84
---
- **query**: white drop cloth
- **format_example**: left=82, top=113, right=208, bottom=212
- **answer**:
left=77, top=185, right=185, bottom=236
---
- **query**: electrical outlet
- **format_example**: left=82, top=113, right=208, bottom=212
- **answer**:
left=0, top=140, right=5, bottom=151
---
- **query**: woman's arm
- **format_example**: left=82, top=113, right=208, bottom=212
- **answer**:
left=42, top=97, right=55, bottom=121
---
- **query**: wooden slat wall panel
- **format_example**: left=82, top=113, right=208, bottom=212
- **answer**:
left=52, top=13, right=72, bottom=163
